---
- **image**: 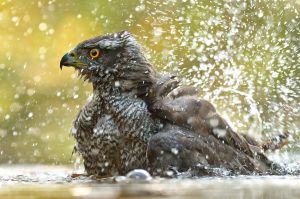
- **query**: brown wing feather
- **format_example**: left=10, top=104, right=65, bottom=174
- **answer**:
left=146, top=77, right=288, bottom=159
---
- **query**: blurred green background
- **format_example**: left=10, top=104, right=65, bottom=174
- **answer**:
left=0, top=0, right=299, bottom=164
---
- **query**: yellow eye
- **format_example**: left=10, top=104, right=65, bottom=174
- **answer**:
left=89, top=49, right=100, bottom=58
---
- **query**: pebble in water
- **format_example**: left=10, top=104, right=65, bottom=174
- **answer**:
left=126, top=169, right=152, bottom=182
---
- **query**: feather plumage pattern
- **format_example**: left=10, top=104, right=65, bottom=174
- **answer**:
left=60, top=31, right=290, bottom=177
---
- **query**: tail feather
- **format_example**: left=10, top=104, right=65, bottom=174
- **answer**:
left=261, top=132, right=289, bottom=151
left=242, top=132, right=289, bottom=152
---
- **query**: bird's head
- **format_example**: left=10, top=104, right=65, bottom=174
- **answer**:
left=60, top=31, right=157, bottom=92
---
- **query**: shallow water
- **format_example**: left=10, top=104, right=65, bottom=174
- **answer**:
left=1, top=165, right=300, bottom=199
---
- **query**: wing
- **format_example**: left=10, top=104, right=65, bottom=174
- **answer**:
left=146, top=77, right=264, bottom=159
left=147, top=125, right=281, bottom=176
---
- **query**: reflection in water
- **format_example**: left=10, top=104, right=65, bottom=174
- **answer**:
left=1, top=165, right=300, bottom=199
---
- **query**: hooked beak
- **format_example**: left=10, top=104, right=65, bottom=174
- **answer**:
left=60, top=52, right=73, bottom=70
left=59, top=51, right=86, bottom=70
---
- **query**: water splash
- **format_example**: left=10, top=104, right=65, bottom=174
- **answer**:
left=0, top=0, right=298, bottom=166
left=211, top=87, right=263, bottom=136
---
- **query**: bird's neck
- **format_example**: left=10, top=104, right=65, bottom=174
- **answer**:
left=92, top=81, right=128, bottom=96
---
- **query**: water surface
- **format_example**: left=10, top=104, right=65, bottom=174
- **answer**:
left=1, top=165, right=300, bottom=199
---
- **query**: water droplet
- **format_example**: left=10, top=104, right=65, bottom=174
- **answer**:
left=135, top=4, right=145, bottom=12
left=39, top=22, right=48, bottom=31
left=153, top=27, right=163, bottom=37
left=257, top=10, right=264, bottom=18
left=27, top=89, right=35, bottom=96
left=114, top=81, right=120, bottom=87
left=213, top=128, right=227, bottom=137
left=166, top=170, right=174, bottom=176
left=4, top=114, right=10, bottom=120
left=171, top=148, right=179, bottom=155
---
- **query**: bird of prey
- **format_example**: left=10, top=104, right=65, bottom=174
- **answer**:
left=60, top=31, right=288, bottom=177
